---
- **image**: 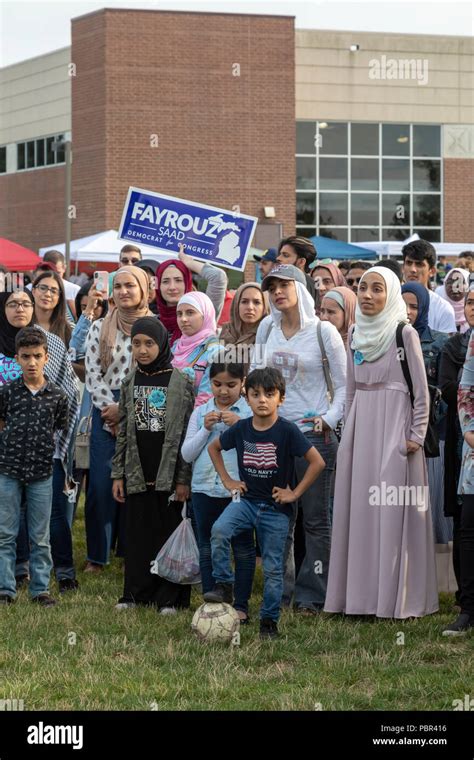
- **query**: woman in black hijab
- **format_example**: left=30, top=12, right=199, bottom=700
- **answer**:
left=110, top=317, right=196, bottom=612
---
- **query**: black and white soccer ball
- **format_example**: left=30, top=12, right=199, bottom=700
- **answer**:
left=191, top=602, right=240, bottom=643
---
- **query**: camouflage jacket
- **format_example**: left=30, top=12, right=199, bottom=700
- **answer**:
left=111, top=368, right=195, bottom=494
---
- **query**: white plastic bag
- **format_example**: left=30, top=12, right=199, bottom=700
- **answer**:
left=151, top=502, right=201, bottom=585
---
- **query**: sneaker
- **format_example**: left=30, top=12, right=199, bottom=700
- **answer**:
left=31, top=593, right=57, bottom=607
left=203, top=583, right=233, bottom=604
left=15, top=574, right=29, bottom=589
left=260, top=618, right=279, bottom=639
left=159, top=607, right=177, bottom=616
left=58, top=579, right=79, bottom=594
left=115, top=601, right=136, bottom=610
left=0, top=594, right=14, bottom=605
left=442, top=613, right=474, bottom=636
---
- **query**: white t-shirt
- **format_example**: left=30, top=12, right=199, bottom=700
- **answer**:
left=251, top=316, right=347, bottom=432
left=428, top=290, right=456, bottom=333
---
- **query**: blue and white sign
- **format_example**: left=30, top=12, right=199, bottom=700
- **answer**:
left=118, top=187, right=258, bottom=272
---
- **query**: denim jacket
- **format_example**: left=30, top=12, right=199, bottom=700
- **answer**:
left=185, top=396, right=251, bottom=498
left=69, top=313, right=92, bottom=361
left=111, top=367, right=195, bottom=494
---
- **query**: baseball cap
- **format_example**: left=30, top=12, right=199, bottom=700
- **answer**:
left=261, top=264, right=306, bottom=291
left=253, top=248, right=277, bottom=263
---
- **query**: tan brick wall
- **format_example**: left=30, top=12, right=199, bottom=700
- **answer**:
left=0, top=166, right=65, bottom=251
left=71, top=8, right=296, bottom=252
left=444, top=159, right=474, bottom=242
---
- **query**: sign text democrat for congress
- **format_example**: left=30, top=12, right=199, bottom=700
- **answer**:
left=118, top=188, right=257, bottom=272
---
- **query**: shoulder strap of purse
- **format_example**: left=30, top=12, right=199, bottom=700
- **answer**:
left=190, top=338, right=219, bottom=368
left=396, top=321, right=414, bottom=408
left=317, top=320, right=334, bottom=403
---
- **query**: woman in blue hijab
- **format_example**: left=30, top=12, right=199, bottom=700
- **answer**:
left=402, top=281, right=452, bottom=584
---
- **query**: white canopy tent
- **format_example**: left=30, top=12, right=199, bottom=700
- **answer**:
left=39, top=230, right=177, bottom=264
left=359, top=241, right=474, bottom=259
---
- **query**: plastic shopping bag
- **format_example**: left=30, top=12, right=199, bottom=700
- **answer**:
left=151, top=502, right=201, bottom=585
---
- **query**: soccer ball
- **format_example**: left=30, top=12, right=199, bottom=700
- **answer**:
left=191, top=603, right=240, bottom=643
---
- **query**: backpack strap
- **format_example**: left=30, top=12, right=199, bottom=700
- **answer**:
left=189, top=338, right=219, bottom=368
left=317, top=320, right=334, bottom=403
left=396, top=322, right=414, bottom=407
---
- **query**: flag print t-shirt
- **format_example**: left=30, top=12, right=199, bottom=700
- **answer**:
left=219, top=416, right=312, bottom=511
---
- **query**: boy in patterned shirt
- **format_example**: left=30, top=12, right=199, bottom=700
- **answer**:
left=0, top=327, right=68, bottom=606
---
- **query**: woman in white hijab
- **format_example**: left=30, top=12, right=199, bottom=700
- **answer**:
left=251, top=264, right=347, bottom=613
left=324, top=266, right=439, bottom=618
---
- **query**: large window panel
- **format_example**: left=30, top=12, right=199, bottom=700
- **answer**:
left=413, top=228, right=441, bottom=242
left=413, top=125, right=441, bottom=157
left=382, top=159, right=410, bottom=191
left=319, top=193, right=348, bottom=226
left=352, top=158, right=379, bottom=190
left=413, top=195, right=441, bottom=226
left=296, top=227, right=317, bottom=239
left=351, top=123, right=379, bottom=155
left=46, top=137, right=55, bottom=165
left=382, top=124, right=410, bottom=156
left=351, top=193, right=379, bottom=226
left=296, top=194, right=316, bottom=226
left=36, top=139, right=45, bottom=167
left=319, top=122, right=348, bottom=155
left=0, top=147, right=6, bottom=174
left=413, top=160, right=441, bottom=192
left=382, top=194, right=410, bottom=226
left=319, top=227, right=348, bottom=242
left=296, top=157, right=316, bottom=190
left=351, top=228, right=380, bottom=242
left=319, top=157, right=347, bottom=190
left=17, top=143, right=25, bottom=170
left=382, top=228, right=410, bottom=241
left=297, top=122, right=317, bottom=154
left=27, top=141, right=35, bottom=169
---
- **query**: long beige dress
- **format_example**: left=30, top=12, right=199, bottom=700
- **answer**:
left=324, top=324, right=439, bottom=618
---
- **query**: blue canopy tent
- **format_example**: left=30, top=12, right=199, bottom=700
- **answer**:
left=309, top=236, right=375, bottom=260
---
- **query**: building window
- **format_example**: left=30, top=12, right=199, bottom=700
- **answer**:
left=296, top=121, right=442, bottom=243
left=0, top=147, right=6, bottom=174
left=15, top=134, right=66, bottom=172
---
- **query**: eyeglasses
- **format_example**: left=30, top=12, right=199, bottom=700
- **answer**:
left=346, top=277, right=362, bottom=286
left=5, top=301, right=34, bottom=310
left=34, top=283, right=60, bottom=297
left=120, top=257, right=141, bottom=265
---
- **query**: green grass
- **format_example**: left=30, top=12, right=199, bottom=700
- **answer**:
left=0, top=499, right=472, bottom=711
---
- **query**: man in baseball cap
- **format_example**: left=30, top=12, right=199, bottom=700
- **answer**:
left=253, top=248, right=278, bottom=280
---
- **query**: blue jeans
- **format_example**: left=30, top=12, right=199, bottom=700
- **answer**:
left=211, top=498, right=289, bottom=622
left=86, top=397, right=124, bottom=565
left=0, top=474, right=53, bottom=599
left=15, top=461, right=76, bottom=581
left=283, top=430, right=337, bottom=610
left=192, top=492, right=256, bottom=613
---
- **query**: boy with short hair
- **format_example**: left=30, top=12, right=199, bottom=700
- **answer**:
left=402, top=239, right=456, bottom=332
left=206, top=367, right=325, bottom=638
left=0, top=327, right=69, bottom=606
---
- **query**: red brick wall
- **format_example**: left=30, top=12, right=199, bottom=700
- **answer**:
left=0, top=166, right=65, bottom=252
left=444, top=159, right=474, bottom=242
left=72, top=8, right=296, bottom=252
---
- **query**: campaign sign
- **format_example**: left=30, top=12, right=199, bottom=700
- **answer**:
left=118, top=187, right=258, bottom=272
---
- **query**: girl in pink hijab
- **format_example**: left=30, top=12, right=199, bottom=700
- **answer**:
left=171, top=292, right=220, bottom=406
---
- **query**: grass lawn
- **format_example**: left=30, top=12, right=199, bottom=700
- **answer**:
left=0, top=498, right=472, bottom=712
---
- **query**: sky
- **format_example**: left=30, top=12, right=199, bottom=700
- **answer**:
left=1, top=0, right=473, bottom=67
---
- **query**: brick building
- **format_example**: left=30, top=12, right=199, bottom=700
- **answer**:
left=0, top=8, right=473, bottom=268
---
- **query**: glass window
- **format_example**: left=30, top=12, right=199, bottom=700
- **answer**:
left=296, top=122, right=317, bottom=154
left=413, top=195, right=441, bottom=226
left=413, top=228, right=441, bottom=242
left=36, top=139, right=45, bottom=167
left=17, top=143, right=25, bottom=170
left=413, top=160, right=441, bottom=192
left=382, top=124, right=410, bottom=156
left=319, top=193, right=348, bottom=226
left=296, top=227, right=316, bottom=239
left=55, top=135, right=65, bottom=163
left=27, top=141, right=35, bottom=169
left=296, top=157, right=316, bottom=190
left=351, top=194, right=379, bottom=226
left=382, top=159, right=410, bottom=191
left=46, top=137, right=55, bottom=165
left=319, top=227, right=348, bottom=242
left=296, top=194, right=316, bottom=226
left=382, top=228, right=410, bottom=241
left=351, top=228, right=379, bottom=242
left=351, top=158, right=379, bottom=190
left=382, top=194, right=410, bottom=226
left=351, top=123, right=379, bottom=155
left=0, top=147, right=6, bottom=174
left=319, top=157, right=347, bottom=190
left=319, top=122, right=347, bottom=155
left=413, top=125, right=440, bottom=157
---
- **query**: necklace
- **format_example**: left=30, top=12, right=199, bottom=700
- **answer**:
left=137, top=367, right=173, bottom=377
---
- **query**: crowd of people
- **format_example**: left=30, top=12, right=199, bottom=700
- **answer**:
left=0, top=236, right=473, bottom=639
